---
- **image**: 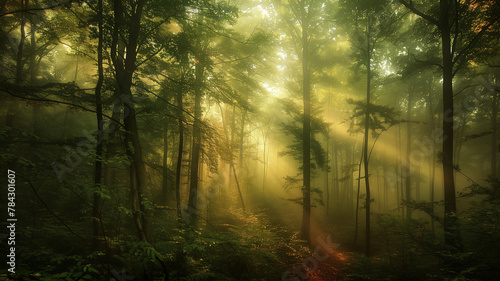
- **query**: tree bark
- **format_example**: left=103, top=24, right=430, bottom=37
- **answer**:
left=405, top=90, right=412, bottom=219
left=92, top=0, right=104, bottom=249
left=354, top=145, right=363, bottom=245
left=111, top=0, right=152, bottom=243
left=188, top=58, right=204, bottom=222
left=440, top=0, right=461, bottom=250
left=239, top=106, right=247, bottom=185
left=492, top=91, right=498, bottom=178
left=333, top=138, right=339, bottom=216
left=175, top=64, right=185, bottom=219
left=29, top=2, right=37, bottom=84
left=364, top=15, right=371, bottom=257
left=300, top=3, right=311, bottom=243
left=16, top=0, right=26, bottom=83
left=162, top=121, right=169, bottom=203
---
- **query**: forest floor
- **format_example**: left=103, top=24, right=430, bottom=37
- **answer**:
left=305, top=252, right=349, bottom=280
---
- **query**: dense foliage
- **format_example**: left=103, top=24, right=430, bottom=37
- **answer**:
left=1, top=0, right=499, bottom=280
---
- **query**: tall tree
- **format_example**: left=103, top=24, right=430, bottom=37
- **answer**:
left=273, top=0, right=331, bottom=243
left=187, top=51, right=205, bottom=221
left=338, top=0, right=400, bottom=256
left=296, top=0, right=313, bottom=243
left=399, top=0, right=500, bottom=249
left=92, top=0, right=105, bottom=249
left=110, top=0, right=151, bottom=242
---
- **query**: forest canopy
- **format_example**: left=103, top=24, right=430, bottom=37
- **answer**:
left=1, top=0, right=500, bottom=280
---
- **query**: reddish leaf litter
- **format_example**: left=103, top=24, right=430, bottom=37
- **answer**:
left=284, top=238, right=350, bottom=281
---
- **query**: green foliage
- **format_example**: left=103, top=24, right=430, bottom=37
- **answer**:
left=458, top=178, right=500, bottom=279
left=149, top=209, right=311, bottom=280
left=119, top=241, right=163, bottom=270
left=346, top=214, right=439, bottom=280
left=402, top=199, right=442, bottom=224
left=279, top=98, right=328, bottom=170
left=12, top=249, right=103, bottom=281
left=347, top=99, right=399, bottom=138
left=347, top=179, right=500, bottom=281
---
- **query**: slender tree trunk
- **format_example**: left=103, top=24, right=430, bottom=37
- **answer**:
left=223, top=102, right=246, bottom=210
left=162, top=121, right=169, bottom=203
left=377, top=164, right=381, bottom=212
left=262, top=132, right=267, bottom=197
left=354, top=144, right=363, bottom=245
left=92, top=0, right=104, bottom=249
left=188, top=58, right=204, bottom=222
left=347, top=148, right=351, bottom=216
left=30, top=9, right=40, bottom=139
left=427, top=88, right=437, bottom=232
left=29, top=4, right=37, bottom=84
left=74, top=54, right=79, bottom=82
left=406, top=91, right=412, bottom=219
left=326, top=131, right=330, bottom=215
left=364, top=16, right=371, bottom=257
left=239, top=106, right=247, bottom=185
left=231, top=163, right=245, bottom=210
left=175, top=111, right=184, bottom=219
left=383, top=163, right=388, bottom=211
left=16, top=0, right=26, bottom=83
left=111, top=0, right=151, bottom=243
left=228, top=107, right=233, bottom=191
left=440, top=0, right=461, bottom=250
left=326, top=95, right=331, bottom=215
left=301, top=6, right=311, bottom=243
left=350, top=142, right=355, bottom=217
left=416, top=164, right=420, bottom=201
left=339, top=147, right=344, bottom=213
left=175, top=64, right=185, bottom=219
left=30, top=7, right=40, bottom=138
left=492, top=92, right=498, bottom=178
left=395, top=127, right=401, bottom=216
left=334, top=139, right=339, bottom=216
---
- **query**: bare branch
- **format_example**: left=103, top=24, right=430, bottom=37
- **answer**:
left=398, top=0, right=439, bottom=26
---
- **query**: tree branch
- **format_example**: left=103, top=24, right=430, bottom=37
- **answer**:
left=0, top=0, right=72, bottom=17
left=398, top=0, right=439, bottom=26
left=452, top=14, right=500, bottom=72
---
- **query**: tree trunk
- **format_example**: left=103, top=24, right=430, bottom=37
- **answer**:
left=92, top=0, right=104, bottom=249
left=440, top=0, right=461, bottom=250
left=16, top=0, right=26, bottom=83
left=492, top=91, right=498, bottom=178
left=301, top=6, right=311, bottom=244
left=333, top=139, right=339, bottom=216
left=239, top=106, right=247, bottom=185
left=396, top=127, right=401, bottom=216
left=111, top=0, right=151, bottom=243
left=262, top=131, right=268, bottom=197
left=162, top=121, right=169, bottom=203
left=326, top=132, right=330, bottom=215
left=29, top=3, right=37, bottom=84
left=406, top=90, right=412, bottom=219
left=231, top=163, right=245, bottom=210
left=29, top=2, right=40, bottom=137
left=188, top=58, right=204, bottom=222
left=354, top=144, right=363, bottom=245
left=175, top=63, right=185, bottom=219
left=364, top=16, right=371, bottom=257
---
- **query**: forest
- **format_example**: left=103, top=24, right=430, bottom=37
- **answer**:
left=1, top=0, right=500, bottom=280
